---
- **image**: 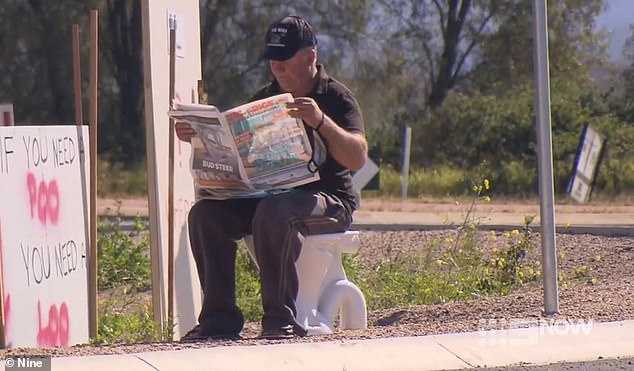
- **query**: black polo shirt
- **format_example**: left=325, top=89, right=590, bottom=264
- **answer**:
left=250, top=64, right=365, bottom=212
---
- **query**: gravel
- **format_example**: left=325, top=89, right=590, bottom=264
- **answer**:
left=2, top=230, right=633, bottom=359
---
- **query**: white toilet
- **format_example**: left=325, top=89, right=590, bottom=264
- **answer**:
left=242, top=230, right=367, bottom=335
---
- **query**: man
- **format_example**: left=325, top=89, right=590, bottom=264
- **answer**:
left=175, top=15, right=367, bottom=340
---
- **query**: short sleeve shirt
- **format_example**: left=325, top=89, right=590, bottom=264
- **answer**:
left=250, top=65, right=365, bottom=212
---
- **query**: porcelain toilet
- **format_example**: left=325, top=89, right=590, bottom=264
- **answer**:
left=243, top=230, right=367, bottom=335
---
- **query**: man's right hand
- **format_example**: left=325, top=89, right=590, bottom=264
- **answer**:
left=175, top=121, right=196, bottom=142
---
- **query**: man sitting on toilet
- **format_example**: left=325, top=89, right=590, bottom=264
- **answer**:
left=175, top=14, right=367, bottom=340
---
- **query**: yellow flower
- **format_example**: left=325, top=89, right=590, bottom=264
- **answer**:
left=511, top=229, right=520, bottom=236
left=503, top=232, right=511, bottom=238
left=484, top=196, right=492, bottom=202
left=484, top=179, right=490, bottom=190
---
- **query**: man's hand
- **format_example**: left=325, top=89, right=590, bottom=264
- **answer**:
left=286, top=97, right=323, bottom=128
left=175, top=121, right=196, bottom=142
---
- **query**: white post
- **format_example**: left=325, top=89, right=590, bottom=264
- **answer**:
left=532, top=0, right=559, bottom=314
left=401, top=126, right=412, bottom=201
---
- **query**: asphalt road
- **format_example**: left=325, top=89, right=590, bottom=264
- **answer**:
left=465, top=357, right=634, bottom=370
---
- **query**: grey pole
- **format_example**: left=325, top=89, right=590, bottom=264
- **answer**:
left=401, top=126, right=412, bottom=201
left=532, top=0, right=559, bottom=314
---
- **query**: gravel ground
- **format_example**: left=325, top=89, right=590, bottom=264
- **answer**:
left=2, top=229, right=633, bottom=360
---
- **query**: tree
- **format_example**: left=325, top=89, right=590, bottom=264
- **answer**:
left=0, top=1, right=94, bottom=124
left=610, top=24, right=634, bottom=125
left=100, top=0, right=144, bottom=164
left=474, top=0, right=607, bottom=93
left=199, top=1, right=372, bottom=109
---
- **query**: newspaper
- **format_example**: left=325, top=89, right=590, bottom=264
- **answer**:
left=168, top=93, right=320, bottom=199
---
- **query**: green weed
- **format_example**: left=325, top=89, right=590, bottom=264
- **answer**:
left=98, top=214, right=151, bottom=292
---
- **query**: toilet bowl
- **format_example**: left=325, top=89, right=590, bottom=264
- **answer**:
left=243, top=231, right=367, bottom=335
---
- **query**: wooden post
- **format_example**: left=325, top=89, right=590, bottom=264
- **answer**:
left=197, top=80, right=208, bottom=104
left=0, top=223, right=5, bottom=348
left=89, top=9, right=99, bottom=339
left=168, top=25, right=176, bottom=328
left=73, top=24, right=83, bottom=126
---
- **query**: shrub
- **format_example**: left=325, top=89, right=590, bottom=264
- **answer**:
left=98, top=215, right=151, bottom=292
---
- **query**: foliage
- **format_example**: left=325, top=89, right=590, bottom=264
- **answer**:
left=92, top=298, right=172, bottom=345
left=97, top=159, right=148, bottom=197
left=3, top=0, right=629, bottom=182
left=378, top=165, right=471, bottom=198
left=486, top=217, right=541, bottom=287
left=235, top=242, right=263, bottom=321
left=97, top=213, right=151, bottom=292
left=346, top=179, right=541, bottom=310
left=94, top=212, right=161, bottom=344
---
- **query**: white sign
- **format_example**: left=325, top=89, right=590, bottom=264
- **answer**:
left=568, top=124, right=605, bottom=203
left=142, top=0, right=202, bottom=338
left=0, top=104, right=14, bottom=126
left=0, top=126, right=90, bottom=348
left=352, top=158, right=379, bottom=192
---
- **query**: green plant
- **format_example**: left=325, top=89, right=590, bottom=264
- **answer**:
left=92, top=298, right=173, bottom=345
left=235, top=243, right=263, bottom=322
left=488, top=216, right=540, bottom=288
left=98, top=213, right=151, bottom=292
left=98, top=159, right=148, bottom=197
left=95, top=212, right=158, bottom=344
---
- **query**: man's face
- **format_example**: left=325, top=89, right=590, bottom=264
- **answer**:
left=269, top=48, right=313, bottom=94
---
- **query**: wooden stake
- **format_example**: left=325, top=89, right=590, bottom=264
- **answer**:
left=73, top=24, right=83, bottom=126
left=168, top=25, right=176, bottom=329
left=88, top=9, right=99, bottom=339
left=0, top=222, right=6, bottom=348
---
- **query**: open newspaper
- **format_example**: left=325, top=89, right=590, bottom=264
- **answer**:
left=168, top=93, right=320, bottom=199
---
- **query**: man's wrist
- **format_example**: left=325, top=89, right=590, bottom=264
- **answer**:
left=315, top=112, right=325, bottom=132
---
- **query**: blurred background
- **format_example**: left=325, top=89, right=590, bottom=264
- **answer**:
left=1, top=0, right=632, bottom=199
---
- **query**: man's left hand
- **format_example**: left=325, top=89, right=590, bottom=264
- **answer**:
left=286, top=97, right=323, bottom=128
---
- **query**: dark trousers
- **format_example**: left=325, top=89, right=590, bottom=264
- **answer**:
left=187, top=189, right=352, bottom=333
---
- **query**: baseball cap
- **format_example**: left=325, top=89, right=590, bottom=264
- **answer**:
left=263, top=15, right=317, bottom=61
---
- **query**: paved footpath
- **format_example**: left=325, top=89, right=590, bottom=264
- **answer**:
left=2, top=320, right=633, bottom=370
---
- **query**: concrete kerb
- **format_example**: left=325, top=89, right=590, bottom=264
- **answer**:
left=97, top=200, right=634, bottom=236
left=351, top=223, right=634, bottom=237
left=4, top=320, right=633, bottom=371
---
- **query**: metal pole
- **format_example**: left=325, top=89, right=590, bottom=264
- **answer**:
left=401, top=126, right=412, bottom=201
left=168, top=23, right=176, bottom=329
left=532, top=0, right=559, bottom=314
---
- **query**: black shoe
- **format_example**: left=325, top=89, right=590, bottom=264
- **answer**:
left=259, top=324, right=307, bottom=340
left=180, top=324, right=242, bottom=342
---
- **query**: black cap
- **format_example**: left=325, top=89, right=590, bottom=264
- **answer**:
left=263, top=15, right=317, bottom=61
